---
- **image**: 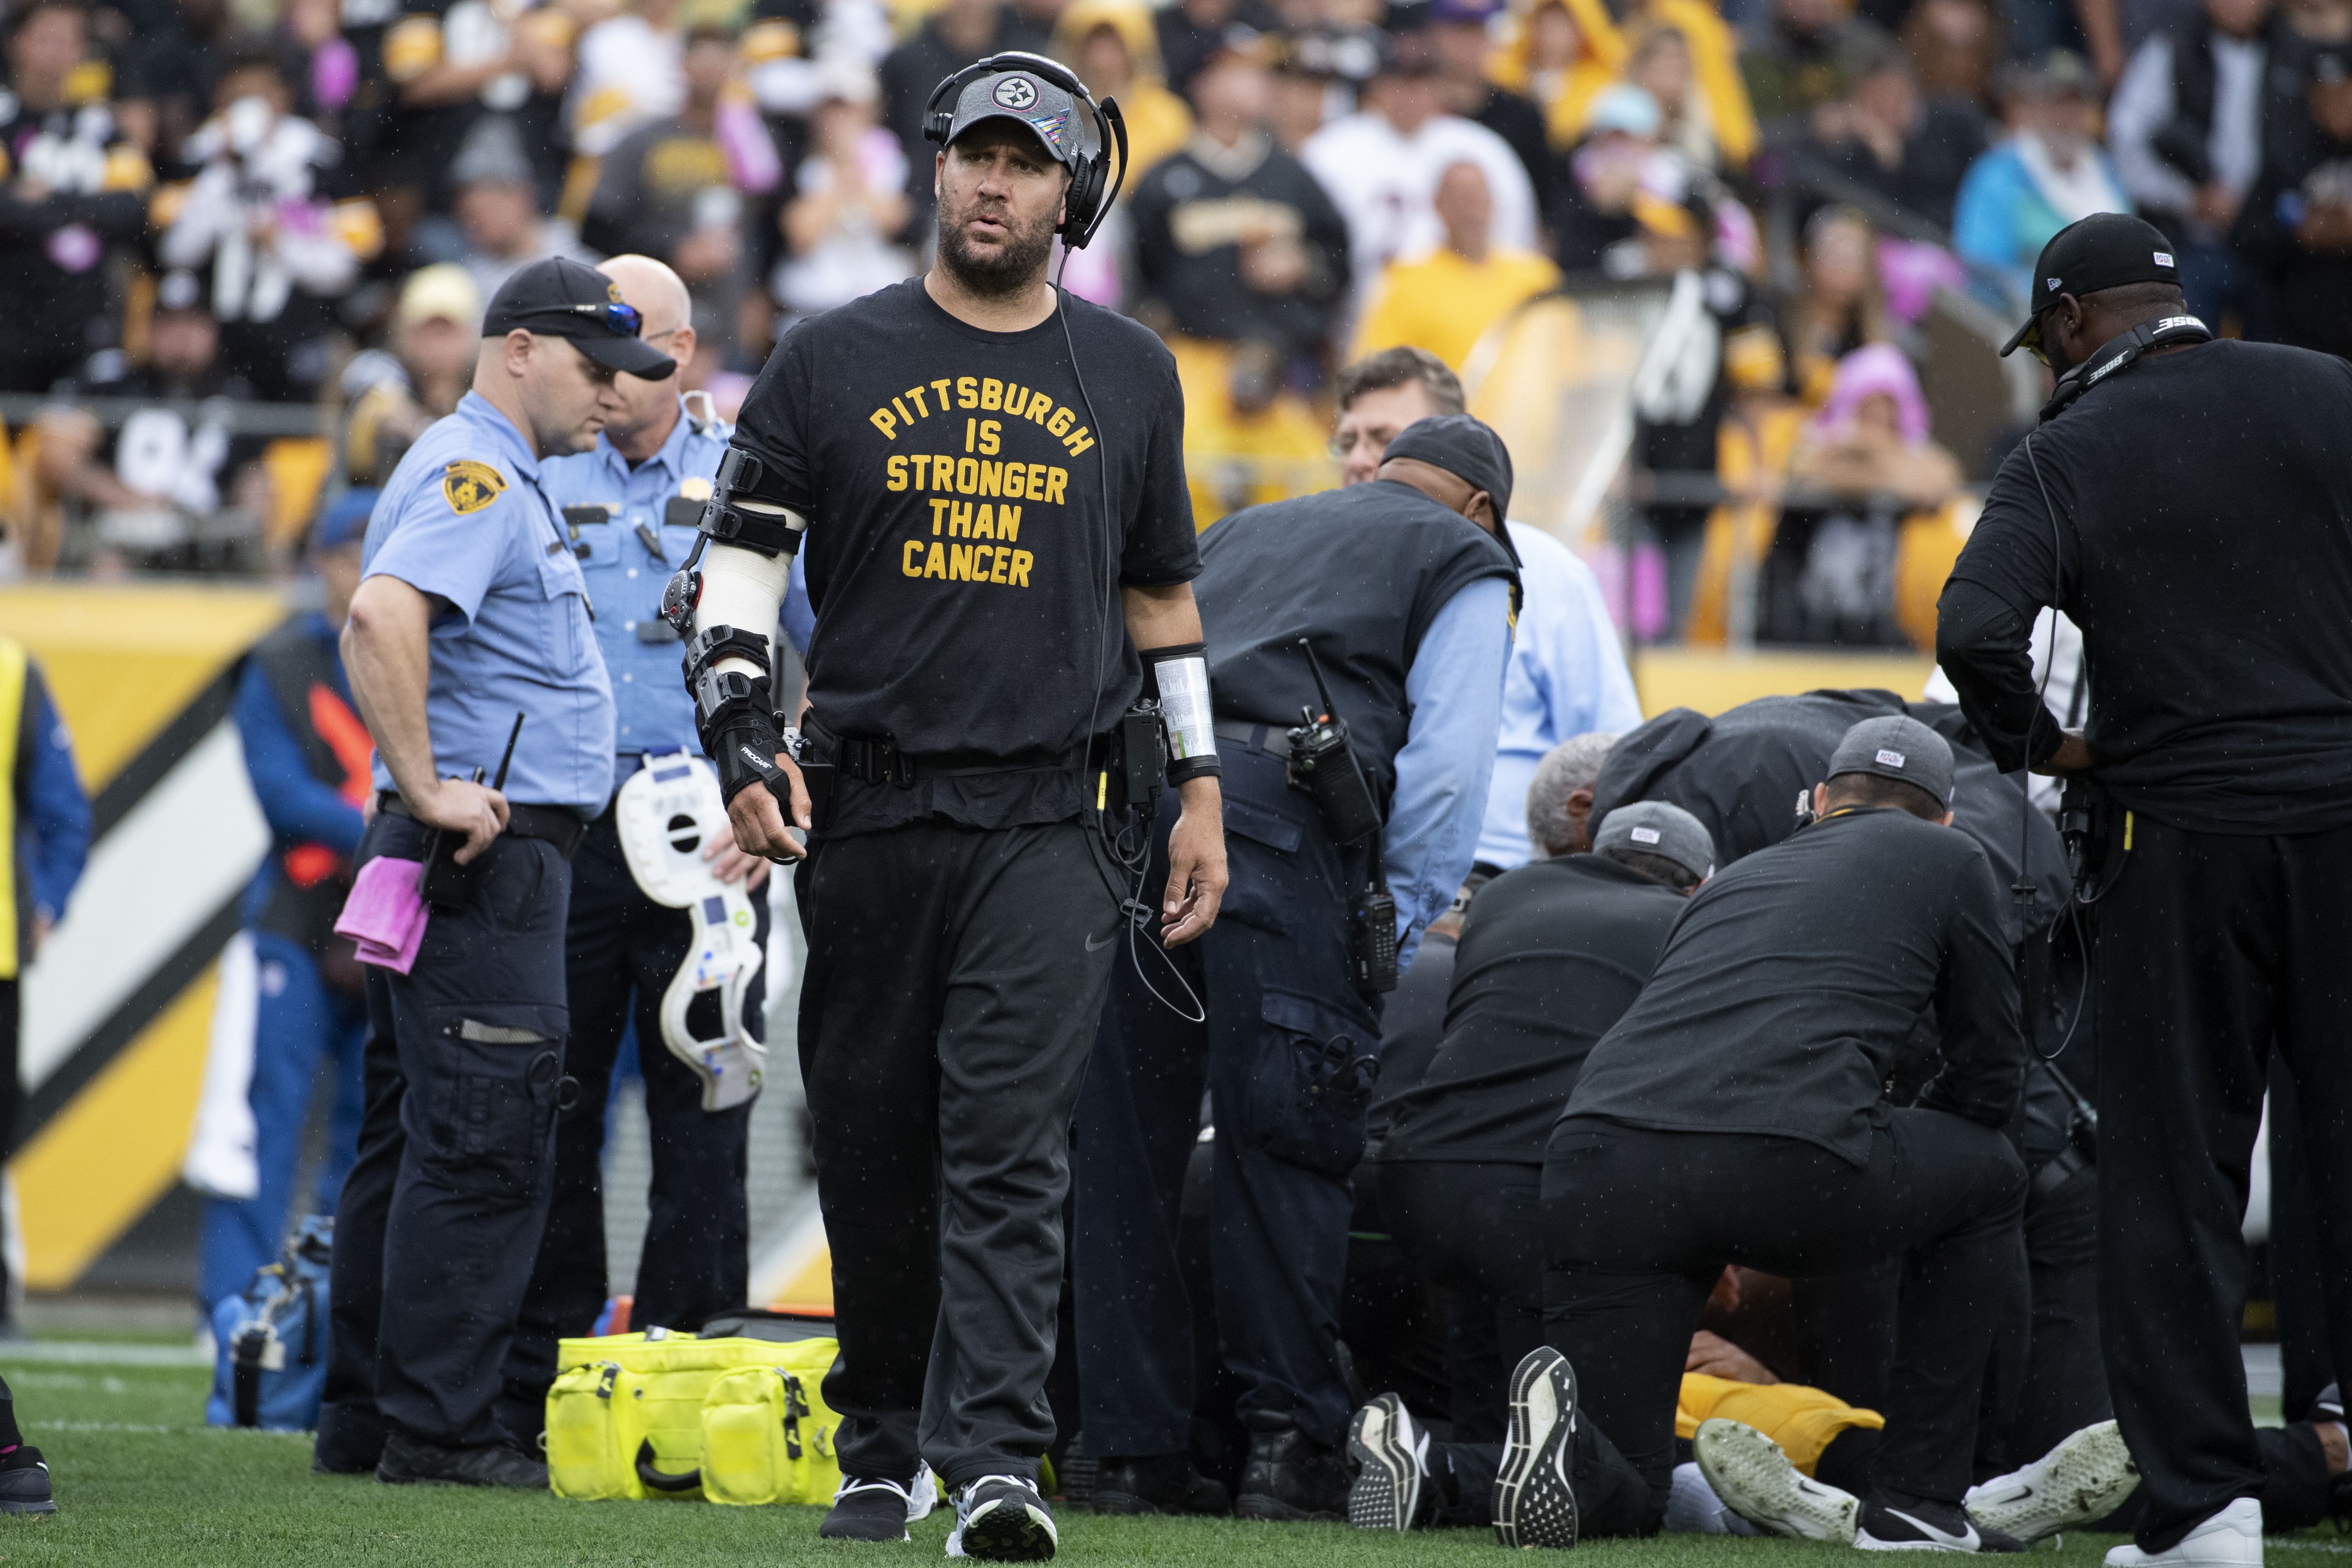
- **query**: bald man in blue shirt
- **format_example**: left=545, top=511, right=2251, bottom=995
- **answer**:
left=315, top=257, right=675, bottom=1489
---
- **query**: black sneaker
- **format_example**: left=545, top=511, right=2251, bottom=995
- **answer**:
left=1346, top=1394, right=1428, bottom=1532
left=1091, top=1453, right=1229, bottom=1516
left=374, top=1431, right=547, bottom=1489
left=0, top=1446, right=54, bottom=1517
left=1233, top=1416, right=1351, bottom=1522
left=949, top=1475, right=1058, bottom=1561
left=820, top=1470, right=937, bottom=1541
left=1492, top=1346, right=1580, bottom=1550
left=1859, top=1494, right=2027, bottom=1553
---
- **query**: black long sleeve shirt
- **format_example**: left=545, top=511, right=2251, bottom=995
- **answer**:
left=1564, top=807, right=2024, bottom=1165
left=1937, top=339, right=2352, bottom=835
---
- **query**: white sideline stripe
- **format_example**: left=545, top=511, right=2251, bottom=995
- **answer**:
left=27, top=1420, right=307, bottom=1438
left=0, top=1341, right=210, bottom=1367
left=21, top=722, right=270, bottom=1090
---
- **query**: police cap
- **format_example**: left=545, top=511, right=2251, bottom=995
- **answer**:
left=1381, top=414, right=1514, bottom=522
left=482, top=257, right=678, bottom=380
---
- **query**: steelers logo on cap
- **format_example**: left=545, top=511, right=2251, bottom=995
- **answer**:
left=992, top=74, right=1039, bottom=109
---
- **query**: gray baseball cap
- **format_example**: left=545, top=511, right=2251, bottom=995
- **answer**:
left=1592, top=801, right=1716, bottom=882
left=1828, top=715, right=1955, bottom=807
left=938, top=57, right=1095, bottom=173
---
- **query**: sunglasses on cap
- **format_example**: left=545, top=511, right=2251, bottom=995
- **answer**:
left=518, top=300, right=646, bottom=338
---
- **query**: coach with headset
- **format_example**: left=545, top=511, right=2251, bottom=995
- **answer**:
left=1937, top=212, right=2352, bottom=1568
left=662, top=53, right=1224, bottom=1561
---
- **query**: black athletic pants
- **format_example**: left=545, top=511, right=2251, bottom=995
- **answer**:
left=2093, top=816, right=2352, bottom=1550
left=498, top=806, right=763, bottom=1442
left=1543, top=1113, right=2026, bottom=1516
left=1073, top=745, right=1380, bottom=1456
left=796, top=816, right=1118, bottom=1491
left=1380, top=1160, right=1545, bottom=1444
left=315, top=813, right=571, bottom=1463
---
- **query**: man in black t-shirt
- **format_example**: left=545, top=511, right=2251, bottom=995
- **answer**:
left=1548, top=717, right=2027, bottom=1552
left=1938, top=212, right=2352, bottom=1568
left=1375, top=801, right=1706, bottom=1449
left=674, top=54, right=1226, bottom=1562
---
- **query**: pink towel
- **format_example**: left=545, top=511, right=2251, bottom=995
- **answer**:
left=335, top=857, right=429, bottom=974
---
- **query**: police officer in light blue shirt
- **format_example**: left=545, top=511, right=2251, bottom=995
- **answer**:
left=316, top=256, right=676, bottom=1489
left=501, top=257, right=802, bottom=1438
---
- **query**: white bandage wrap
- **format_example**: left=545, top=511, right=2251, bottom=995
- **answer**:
left=1155, top=654, right=1216, bottom=765
left=696, top=541, right=795, bottom=678
left=614, top=753, right=768, bottom=1112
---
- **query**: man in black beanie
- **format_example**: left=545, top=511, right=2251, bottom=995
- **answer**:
left=1070, top=415, right=1522, bottom=1520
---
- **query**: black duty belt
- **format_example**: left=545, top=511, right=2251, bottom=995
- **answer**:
left=1211, top=720, right=1293, bottom=760
left=827, top=733, right=1080, bottom=789
left=377, top=792, right=588, bottom=859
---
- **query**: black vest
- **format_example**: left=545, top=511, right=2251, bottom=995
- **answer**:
left=248, top=618, right=371, bottom=956
left=1195, top=481, right=1519, bottom=804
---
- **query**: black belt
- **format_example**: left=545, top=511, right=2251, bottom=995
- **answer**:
left=1211, top=720, right=1293, bottom=759
left=826, top=732, right=1080, bottom=788
left=377, top=792, right=588, bottom=859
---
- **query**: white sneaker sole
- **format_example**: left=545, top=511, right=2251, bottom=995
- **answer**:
left=1346, top=1395, right=1423, bottom=1532
left=1493, top=1347, right=1579, bottom=1550
left=1693, top=1419, right=1859, bottom=1544
left=1967, top=1421, right=2139, bottom=1544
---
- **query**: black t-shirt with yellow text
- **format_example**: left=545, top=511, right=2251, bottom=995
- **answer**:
left=731, top=277, right=1198, bottom=834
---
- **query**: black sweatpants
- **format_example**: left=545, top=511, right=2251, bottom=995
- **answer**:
left=1543, top=1113, right=2026, bottom=1514
left=796, top=816, right=1118, bottom=1491
left=1072, top=745, right=1380, bottom=1456
left=2093, top=816, right=2352, bottom=1550
left=499, top=806, right=763, bottom=1441
left=315, top=812, right=572, bottom=1463
left=1380, top=1160, right=1545, bottom=1444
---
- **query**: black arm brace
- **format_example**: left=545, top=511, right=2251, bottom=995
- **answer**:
left=693, top=667, right=792, bottom=805
left=698, top=446, right=808, bottom=559
left=681, top=624, right=773, bottom=695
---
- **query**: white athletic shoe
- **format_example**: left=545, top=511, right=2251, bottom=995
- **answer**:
left=947, top=1475, right=1057, bottom=1561
left=1966, top=1420, right=2139, bottom=1543
left=1345, top=1393, right=1428, bottom=1531
left=1693, top=1418, right=1859, bottom=1544
left=1667, top=1461, right=1758, bottom=1535
left=1491, top=1346, right=1581, bottom=1549
left=909, top=1463, right=940, bottom=1522
left=2103, top=1498, right=2262, bottom=1568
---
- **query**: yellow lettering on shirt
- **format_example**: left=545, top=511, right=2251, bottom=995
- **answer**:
left=997, top=505, right=1021, bottom=542
left=949, top=499, right=973, bottom=537
left=978, top=419, right=1000, bottom=457
left=989, top=547, right=1011, bottom=583
left=930, top=377, right=952, bottom=410
left=950, top=543, right=976, bottom=580
left=870, top=408, right=898, bottom=439
left=1044, top=470, right=1067, bottom=505
left=1047, top=408, right=1073, bottom=437
left=955, top=458, right=978, bottom=495
left=974, top=544, right=995, bottom=578
left=957, top=376, right=978, bottom=410
left=904, top=385, right=930, bottom=418
left=1064, top=427, right=1094, bottom=457
left=924, top=542, right=947, bottom=578
left=1027, top=393, right=1055, bottom=427
left=977, top=460, right=1001, bottom=497
left=903, top=539, right=923, bottom=575
left=1004, top=383, right=1030, bottom=419
left=980, top=378, right=1002, bottom=412
left=929, top=497, right=951, bottom=536
left=1009, top=550, right=1033, bottom=587
left=886, top=455, right=907, bottom=491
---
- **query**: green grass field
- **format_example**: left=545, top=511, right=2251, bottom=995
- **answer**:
left=0, top=1343, right=2331, bottom=1568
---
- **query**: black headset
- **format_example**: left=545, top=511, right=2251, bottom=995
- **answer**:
left=921, top=51, right=1130, bottom=249
left=2039, top=311, right=2213, bottom=422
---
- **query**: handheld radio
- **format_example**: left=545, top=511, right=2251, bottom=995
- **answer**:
left=1284, top=640, right=1397, bottom=996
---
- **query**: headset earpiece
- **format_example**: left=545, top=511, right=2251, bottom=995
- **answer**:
left=2040, top=313, right=2212, bottom=422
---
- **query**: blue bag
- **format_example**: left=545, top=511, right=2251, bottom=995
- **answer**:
left=206, top=1215, right=333, bottom=1430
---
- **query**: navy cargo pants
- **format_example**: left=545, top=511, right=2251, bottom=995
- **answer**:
left=315, top=810, right=572, bottom=1466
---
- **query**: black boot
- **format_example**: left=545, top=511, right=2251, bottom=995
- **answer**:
left=374, top=1431, right=548, bottom=1489
left=1092, top=1453, right=1230, bottom=1516
left=0, top=1445, right=53, bottom=1517
left=1234, top=1415, right=1351, bottom=1522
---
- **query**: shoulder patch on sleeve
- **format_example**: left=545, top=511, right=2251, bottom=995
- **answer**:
left=442, top=460, right=507, bottom=514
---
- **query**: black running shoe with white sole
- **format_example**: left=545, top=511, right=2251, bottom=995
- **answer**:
left=821, top=1468, right=937, bottom=1541
left=1859, top=1494, right=2026, bottom=1553
left=1693, top=1418, right=1859, bottom=1543
left=1346, top=1393, right=1427, bottom=1532
left=0, top=1447, right=53, bottom=1517
left=949, top=1475, right=1058, bottom=1561
left=1492, top=1346, right=1581, bottom=1550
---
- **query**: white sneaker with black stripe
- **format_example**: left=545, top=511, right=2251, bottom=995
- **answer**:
left=947, top=1474, right=1057, bottom=1561
left=1965, top=1420, right=2140, bottom=1543
left=1346, top=1392, right=1428, bottom=1531
left=1693, top=1418, right=1859, bottom=1543
left=1492, top=1346, right=1581, bottom=1549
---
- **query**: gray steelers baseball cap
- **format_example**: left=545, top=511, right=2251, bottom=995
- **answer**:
left=1828, top=715, right=1956, bottom=807
left=1591, top=801, right=1717, bottom=882
left=939, top=56, right=1095, bottom=172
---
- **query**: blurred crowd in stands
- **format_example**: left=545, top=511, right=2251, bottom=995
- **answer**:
left=0, top=0, right=2345, bottom=639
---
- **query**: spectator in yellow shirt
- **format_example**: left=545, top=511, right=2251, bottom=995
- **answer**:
left=1354, top=160, right=1562, bottom=372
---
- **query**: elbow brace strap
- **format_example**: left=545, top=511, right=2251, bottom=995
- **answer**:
left=1144, top=643, right=1220, bottom=784
left=698, top=447, right=808, bottom=558
left=681, top=624, right=773, bottom=696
